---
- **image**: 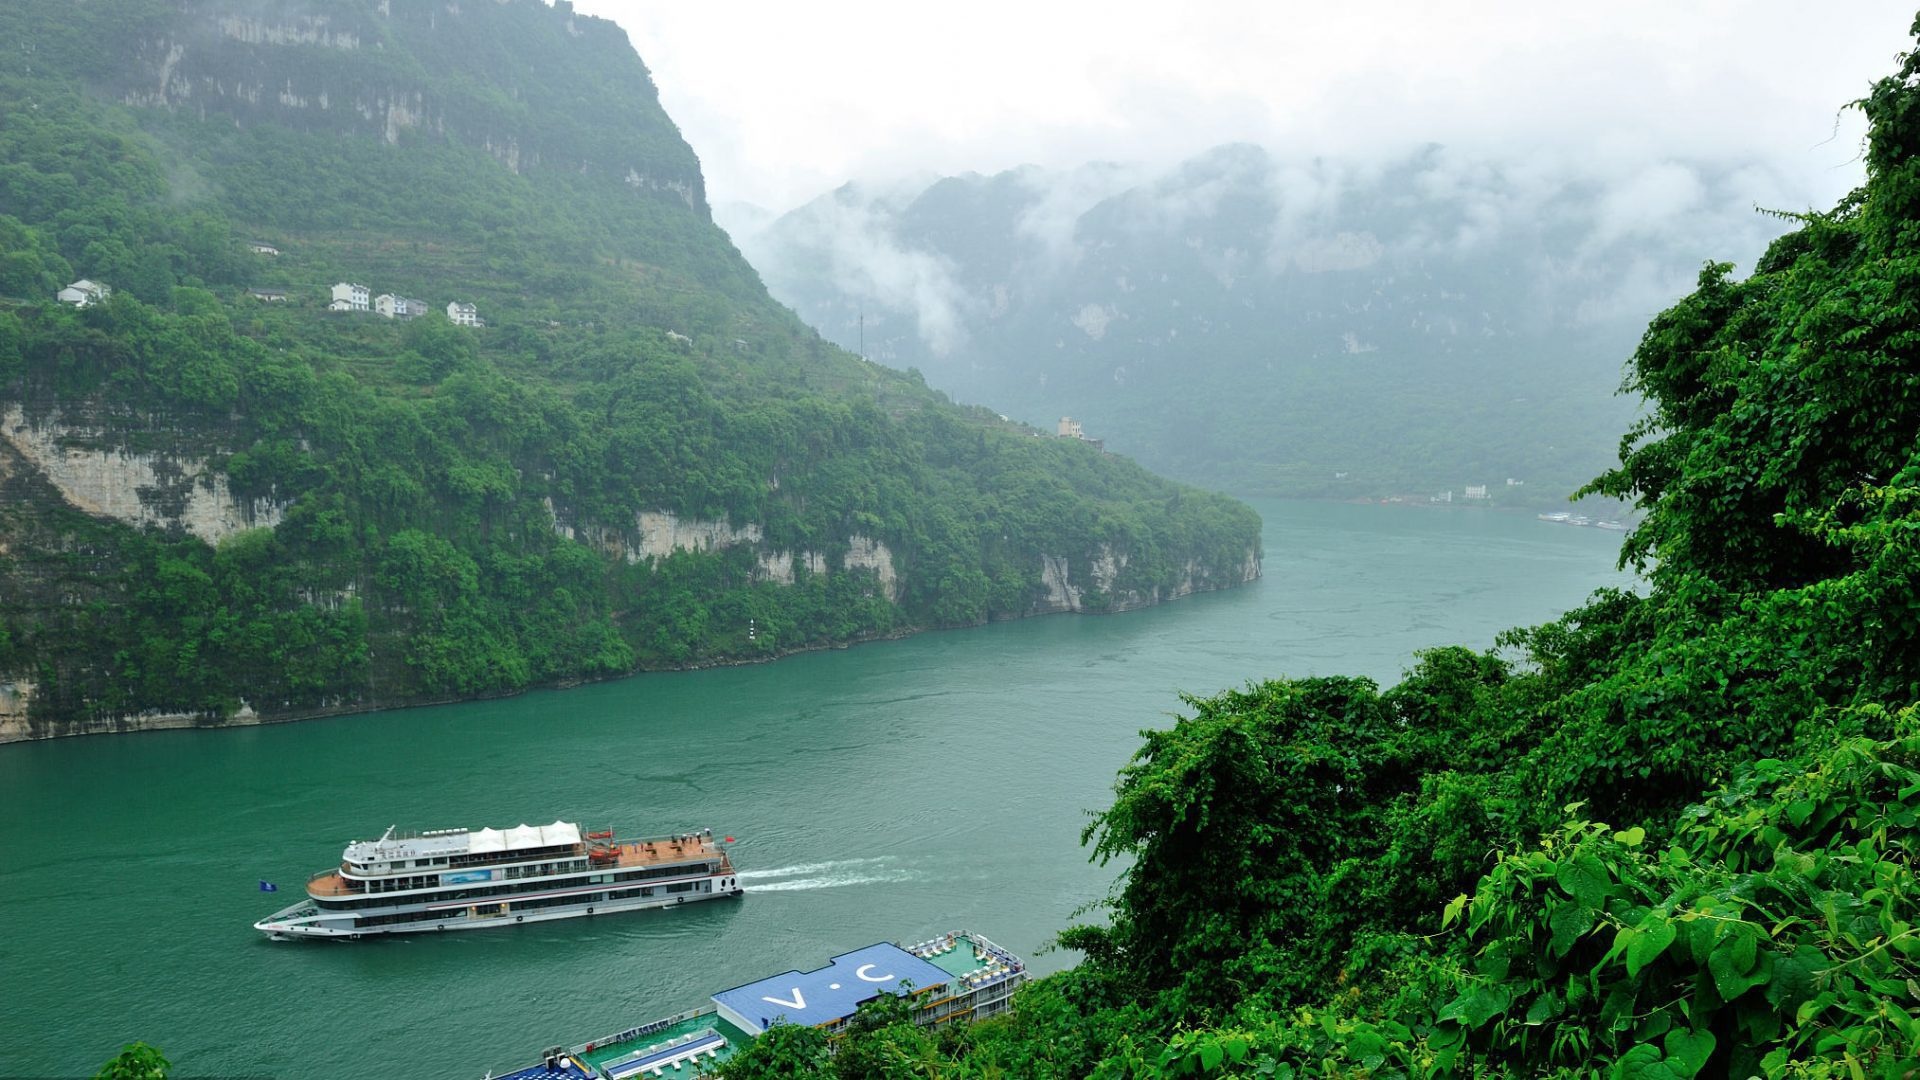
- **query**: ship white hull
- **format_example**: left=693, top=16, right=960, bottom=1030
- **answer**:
left=256, top=880, right=744, bottom=940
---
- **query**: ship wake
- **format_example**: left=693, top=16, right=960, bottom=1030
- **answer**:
left=736, top=857, right=917, bottom=892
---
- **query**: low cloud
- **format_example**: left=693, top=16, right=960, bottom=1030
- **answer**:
left=735, top=138, right=1836, bottom=370
left=738, top=184, right=973, bottom=357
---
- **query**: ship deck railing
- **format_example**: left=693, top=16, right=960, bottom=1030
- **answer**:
left=570, top=1009, right=713, bottom=1060
left=305, top=844, right=731, bottom=897
left=602, top=1029, right=727, bottom=1079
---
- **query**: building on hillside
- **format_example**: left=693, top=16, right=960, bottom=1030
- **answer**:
left=666, top=330, right=692, bottom=346
left=248, top=242, right=281, bottom=256
left=375, top=293, right=428, bottom=319
left=447, top=300, right=481, bottom=327
left=1464, top=484, right=1490, bottom=500
left=330, top=282, right=370, bottom=312
left=56, top=279, right=111, bottom=306
left=1057, top=417, right=1083, bottom=439
left=247, top=288, right=289, bottom=302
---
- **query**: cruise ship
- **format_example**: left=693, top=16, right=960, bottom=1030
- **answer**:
left=487, top=931, right=1028, bottom=1079
left=254, top=822, right=740, bottom=939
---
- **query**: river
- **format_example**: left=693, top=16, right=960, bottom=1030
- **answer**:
left=0, top=499, right=1633, bottom=1077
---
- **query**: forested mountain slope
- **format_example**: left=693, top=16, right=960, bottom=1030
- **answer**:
left=0, top=0, right=1259, bottom=740
left=712, top=16, right=1920, bottom=1079
left=737, top=145, right=1808, bottom=503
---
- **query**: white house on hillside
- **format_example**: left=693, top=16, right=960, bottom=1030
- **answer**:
left=446, top=300, right=481, bottom=327
left=375, top=293, right=428, bottom=319
left=248, top=242, right=281, bottom=256
left=329, top=282, right=370, bottom=312
left=57, top=279, right=111, bottom=306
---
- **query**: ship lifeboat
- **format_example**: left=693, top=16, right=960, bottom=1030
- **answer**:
left=587, top=830, right=614, bottom=840
left=589, top=849, right=619, bottom=864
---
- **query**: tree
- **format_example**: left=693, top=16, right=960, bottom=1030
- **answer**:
left=94, top=1043, right=168, bottom=1080
left=711, top=1022, right=832, bottom=1079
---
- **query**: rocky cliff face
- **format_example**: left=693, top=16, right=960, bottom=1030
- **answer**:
left=547, top=502, right=903, bottom=603
left=3, top=405, right=286, bottom=545
left=1037, top=546, right=1261, bottom=614
left=111, top=0, right=708, bottom=211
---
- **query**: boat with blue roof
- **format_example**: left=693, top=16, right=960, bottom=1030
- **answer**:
left=487, top=931, right=1027, bottom=1079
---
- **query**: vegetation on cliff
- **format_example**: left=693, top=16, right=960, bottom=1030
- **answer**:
left=0, top=0, right=1258, bottom=734
left=710, top=18, right=1920, bottom=1079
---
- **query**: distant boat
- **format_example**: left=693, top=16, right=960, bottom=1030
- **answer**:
left=255, top=823, right=740, bottom=940
left=1595, top=520, right=1629, bottom=531
left=1536, top=512, right=1572, bottom=523
left=1568, top=515, right=1593, bottom=527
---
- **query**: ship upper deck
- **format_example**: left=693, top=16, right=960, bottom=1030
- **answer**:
left=307, top=834, right=732, bottom=897
left=576, top=1011, right=754, bottom=1078
left=490, top=931, right=1028, bottom=1080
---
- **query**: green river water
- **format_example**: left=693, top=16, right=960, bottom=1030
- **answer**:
left=0, top=499, right=1633, bottom=1078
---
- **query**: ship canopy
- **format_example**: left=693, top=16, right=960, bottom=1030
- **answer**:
left=469, top=827, right=507, bottom=854
left=476, top=822, right=578, bottom=853
left=344, top=820, right=581, bottom=863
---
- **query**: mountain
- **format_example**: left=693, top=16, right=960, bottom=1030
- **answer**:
left=736, top=144, right=1809, bottom=502
left=0, top=0, right=1260, bottom=740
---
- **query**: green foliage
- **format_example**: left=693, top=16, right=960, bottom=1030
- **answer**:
left=712, top=1023, right=833, bottom=1079
left=93, top=1043, right=168, bottom=1080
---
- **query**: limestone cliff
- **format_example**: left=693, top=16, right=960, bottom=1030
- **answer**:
left=1037, top=546, right=1261, bottom=614
left=110, top=0, right=708, bottom=213
left=546, top=502, right=902, bottom=602
left=3, top=405, right=286, bottom=546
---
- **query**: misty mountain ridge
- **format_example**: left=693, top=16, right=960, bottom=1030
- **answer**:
left=735, top=142, right=1817, bottom=500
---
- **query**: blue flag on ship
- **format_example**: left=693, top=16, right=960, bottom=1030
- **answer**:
left=259, top=880, right=278, bottom=892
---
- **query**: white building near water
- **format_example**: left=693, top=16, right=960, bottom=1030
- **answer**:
left=1465, top=484, right=1490, bottom=500
left=56, top=279, right=111, bottom=306
left=329, top=282, right=370, bottom=312
left=447, top=300, right=481, bottom=327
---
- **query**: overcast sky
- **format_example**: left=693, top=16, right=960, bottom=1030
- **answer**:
left=576, top=1, right=1914, bottom=215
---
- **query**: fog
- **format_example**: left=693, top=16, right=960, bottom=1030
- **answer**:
left=565, top=1, right=1919, bottom=496
left=569, top=0, right=1913, bottom=367
left=579, top=0, right=1908, bottom=216
left=722, top=145, right=1820, bottom=366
